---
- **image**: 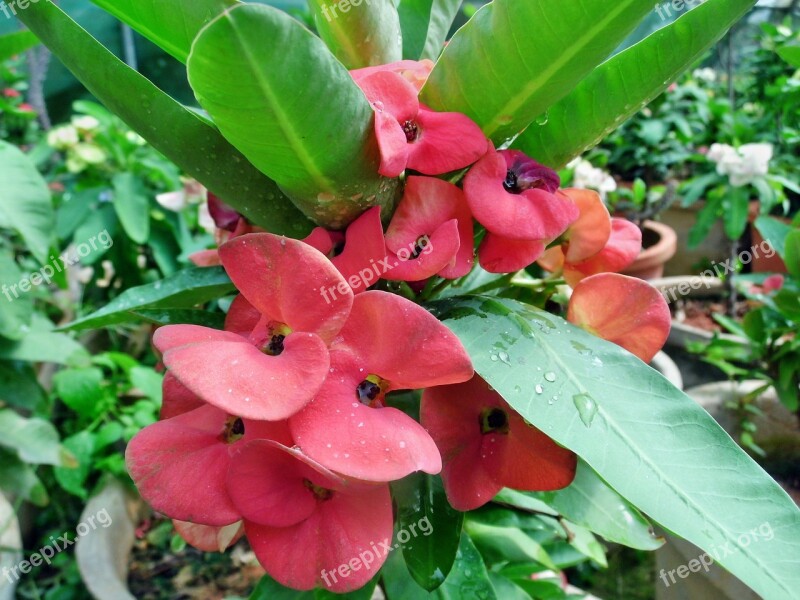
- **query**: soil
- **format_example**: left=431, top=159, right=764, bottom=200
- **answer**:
left=671, top=297, right=750, bottom=332
left=128, top=519, right=265, bottom=599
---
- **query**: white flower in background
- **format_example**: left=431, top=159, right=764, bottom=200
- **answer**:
left=46, top=125, right=79, bottom=150
left=692, top=68, right=717, bottom=83
left=125, top=131, right=146, bottom=146
left=197, top=201, right=216, bottom=235
left=567, top=157, right=617, bottom=199
left=71, top=115, right=100, bottom=133
left=707, top=142, right=772, bottom=187
left=156, top=179, right=207, bottom=212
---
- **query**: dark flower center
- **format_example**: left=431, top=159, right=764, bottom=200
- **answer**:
left=331, top=239, right=346, bottom=257
left=264, top=334, right=285, bottom=356
left=503, top=170, right=519, bottom=192
left=410, top=235, right=429, bottom=259
left=221, top=416, right=245, bottom=444
left=402, top=120, right=419, bottom=143
left=356, top=379, right=382, bottom=404
left=480, top=407, right=510, bottom=434
left=303, top=478, right=334, bottom=501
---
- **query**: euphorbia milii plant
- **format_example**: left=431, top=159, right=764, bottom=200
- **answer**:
left=27, top=0, right=800, bottom=597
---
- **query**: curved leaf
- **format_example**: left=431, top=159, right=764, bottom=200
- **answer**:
left=308, top=0, right=402, bottom=68
left=420, top=0, right=654, bottom=143
left=431, top=296, right=800, bottom=600
left=515, top=0, right=756, bottom=168
left=397, top=0, right=461, bottom=60
left=0, top=251, right=33, bottom=341
left=188, top=4, right=396, bottom=229
left=88, top=0, right=237, bottom=63
left=0, top=30, right=39, bottom=63
left=15, top=0, right=313, bottom=237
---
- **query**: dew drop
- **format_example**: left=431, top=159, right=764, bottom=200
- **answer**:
left=573, top=393, right=598, bottom=427
left=544, top=371, right=556, bottom=382
left=535, top=384, right=544, bottom=395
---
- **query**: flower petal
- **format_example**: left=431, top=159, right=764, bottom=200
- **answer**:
left=406, top=108, right=488, bottom=175
left=225, top=295, right=261, bottom=338
left=160, top=371, right=204, bottom=420
left=559, top=188, right=611, bottom=263
left=331, top=207, right=388, bottom=294
left=333, top=291, right=473, bottom=389
left=478, top=232, right=545, bottom=274
left=568, top=273, right=671, bottom=362
left=219, top=234, right=353, bottom=344
left=172, top=520, right=243, bottom=552
left=563, top=218, right=642, bottom=286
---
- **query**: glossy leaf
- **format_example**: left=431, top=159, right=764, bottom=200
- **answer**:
left=249, top=573, right=378, bottom=599
left=62, top=266, right=234, bottom=331
left=382, top=533, right=497, bottom=600
left=420, top=0, right=654, bottom=143
left=0, top=141, right=54, bottom=263
left=131, top=308, right=226, bottom=329
left=397, top=0, right=461, bottom=60
left=778, top=45, right=800, bottom=68
left=391, top=473, right=463, bottom=591
left=515, top=0, right=756, bottom=168
left=0, top=30, right=39, bottom=63
left=15, top=1, right=313, bottom=237
left=112, top=173, right=150, bottom=244
left=431, top=296, right=800, bottom=600
left=188, top=4, right=395, bottom=229
left=308, top=0, right=402, bottom=68
left=88, top=0, right=236, bottom=63
left=465, top=519, right=557, bottom=571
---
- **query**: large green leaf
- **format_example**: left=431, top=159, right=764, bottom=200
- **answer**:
left=783, top=230, right=800, bottom=280
left=88, top=0, right=236, bottom=63
left=0, top=251, right=33, bottom=341
left=420, top=0, right=654, bottom=143
left=0, top=30, right=39, bottom=62
left=308, top=0, right=402, bottom=68
left=0, top=141, right=54, bottom=264
left=391, top=473, right=463, bottom=591
left=515, top=0, right=756, bottom=168
left=188, top=4, right=396, bottom=229
left=16, top=1, right=312, bottom=237
left=431, top=296, right=800, bottom=600
left=63, top=266, right=234, bottom=331
left=397, top=0, right=461, bottom=61
left=112, top=173, right=150, bottom=244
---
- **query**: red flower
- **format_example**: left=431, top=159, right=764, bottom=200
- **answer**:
left=17, top=103, right=35, bottom=113
left=302, top=206, right=388, bottom=294
left=357, top=71, right=488, bottom=177
left=228, top=440, right=394, bottom=592
left=464, top=149, right=577, bottom=241
left=290, top=291, right=473, bottom=481
left=383, top=176, right=473, bottom=281
left=421, top=375, right=576, bottom=511
left=556, top=188, right=612, bottom=263
left=2, top=88, right=20, bottom=98
left=568, top=273, right=670, bottom=363
left=155, top=234, right=355, bottom=420
left=351, top=59, right=434, bottom=92
left=126, top=403, right=292, bottom=526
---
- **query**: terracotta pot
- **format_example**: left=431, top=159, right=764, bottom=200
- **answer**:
left=622, top=220, right=678, bottom=280
left=748, top=201, right=788, bottom=274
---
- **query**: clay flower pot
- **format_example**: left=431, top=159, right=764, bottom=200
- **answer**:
left=622, top=220, right=678, bottom=280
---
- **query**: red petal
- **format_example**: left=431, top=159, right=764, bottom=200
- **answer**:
left=302, top=227, right=335, bottom=255
left=356, top=71, right=418, bottom=121
left=224, top=295, right=261, bottom=337
left=160, top=371, right=204, bottom=420
left=188, top=249, right=221, bottom=267
left=161, top=332, right=329, bottom=420
left=332, top=207, right=388, bottom=294
left=560, top=188, right=612, bottom=263
left=407, top=108, right=488, bottom=175
left=333, top=291, right=473, bottom=389
left=290, top=351, right=442, bottom=481
left=172, top=520, right=243, bottom=552
left=351, top=59, right=434, bottom=91
left=245, top=483, right=393, bottom=592
left=563, top=218, right=642, bottom=286
left=375, top=111, right=410, bottom=178
left=383, top=219, right=461, bottom=281
left=568, top=273, right=671, bottom=362
left=153, top=324, right=244, bottom=352
left=219, top=234, right=353, bottom=344
left=464, top=150, right=578, bottom=240
left=478, top=232, right=545, bottom=273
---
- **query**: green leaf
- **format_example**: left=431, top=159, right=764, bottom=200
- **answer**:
left=0, top=141, right=55, bottom=263
left=131, top=308, right=226, bottom=329
left=420, top=0, right=654, bottom=143
left=531, top=460, right=663, bottom=551
left=308, top=0, right=402, bottom=68
left=723, top=186, right=750, bottom=241
left=54, top=431, right=96, bottom=499
left=0, top=315, right=88, bottom=365
left=391, top=473, right=463, bottom=591
left=53, top=367, right=105, bottom=418
left=129, top=366, right=164, bottom=404
left=112, top=173, right=151, bottom=244
left=0, top=362, right=46, bottom=411
left=0, top=250, right=33, bottom=341
left=431, top=296, right=800, bottom=600
left=188, top=4, right=395, bottom=229
left=382, top=533, right=497, bottom=600
left=0, top=450, right=48, bottom=506
left=465, top=519, right=558, bottom=571
left=0, top=30, right=39, bottom=63
left=16, top=0, right=312, bottom=237
left=515, top=0, right=756, bottom=168
left=0, top=409, right=75, bottom=467
left=63, top=266, right=234, bottom=331
left=249, top=573, right=378, bottom=599
left=753, top=216, right=792, bottom=260
left=777, top=44, right=800, bottom=68
left=397, top=0, right=461, bottom=61
left=89, top=0, right=237, bottom=63
left=783, top=230, right=800, bottom=280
